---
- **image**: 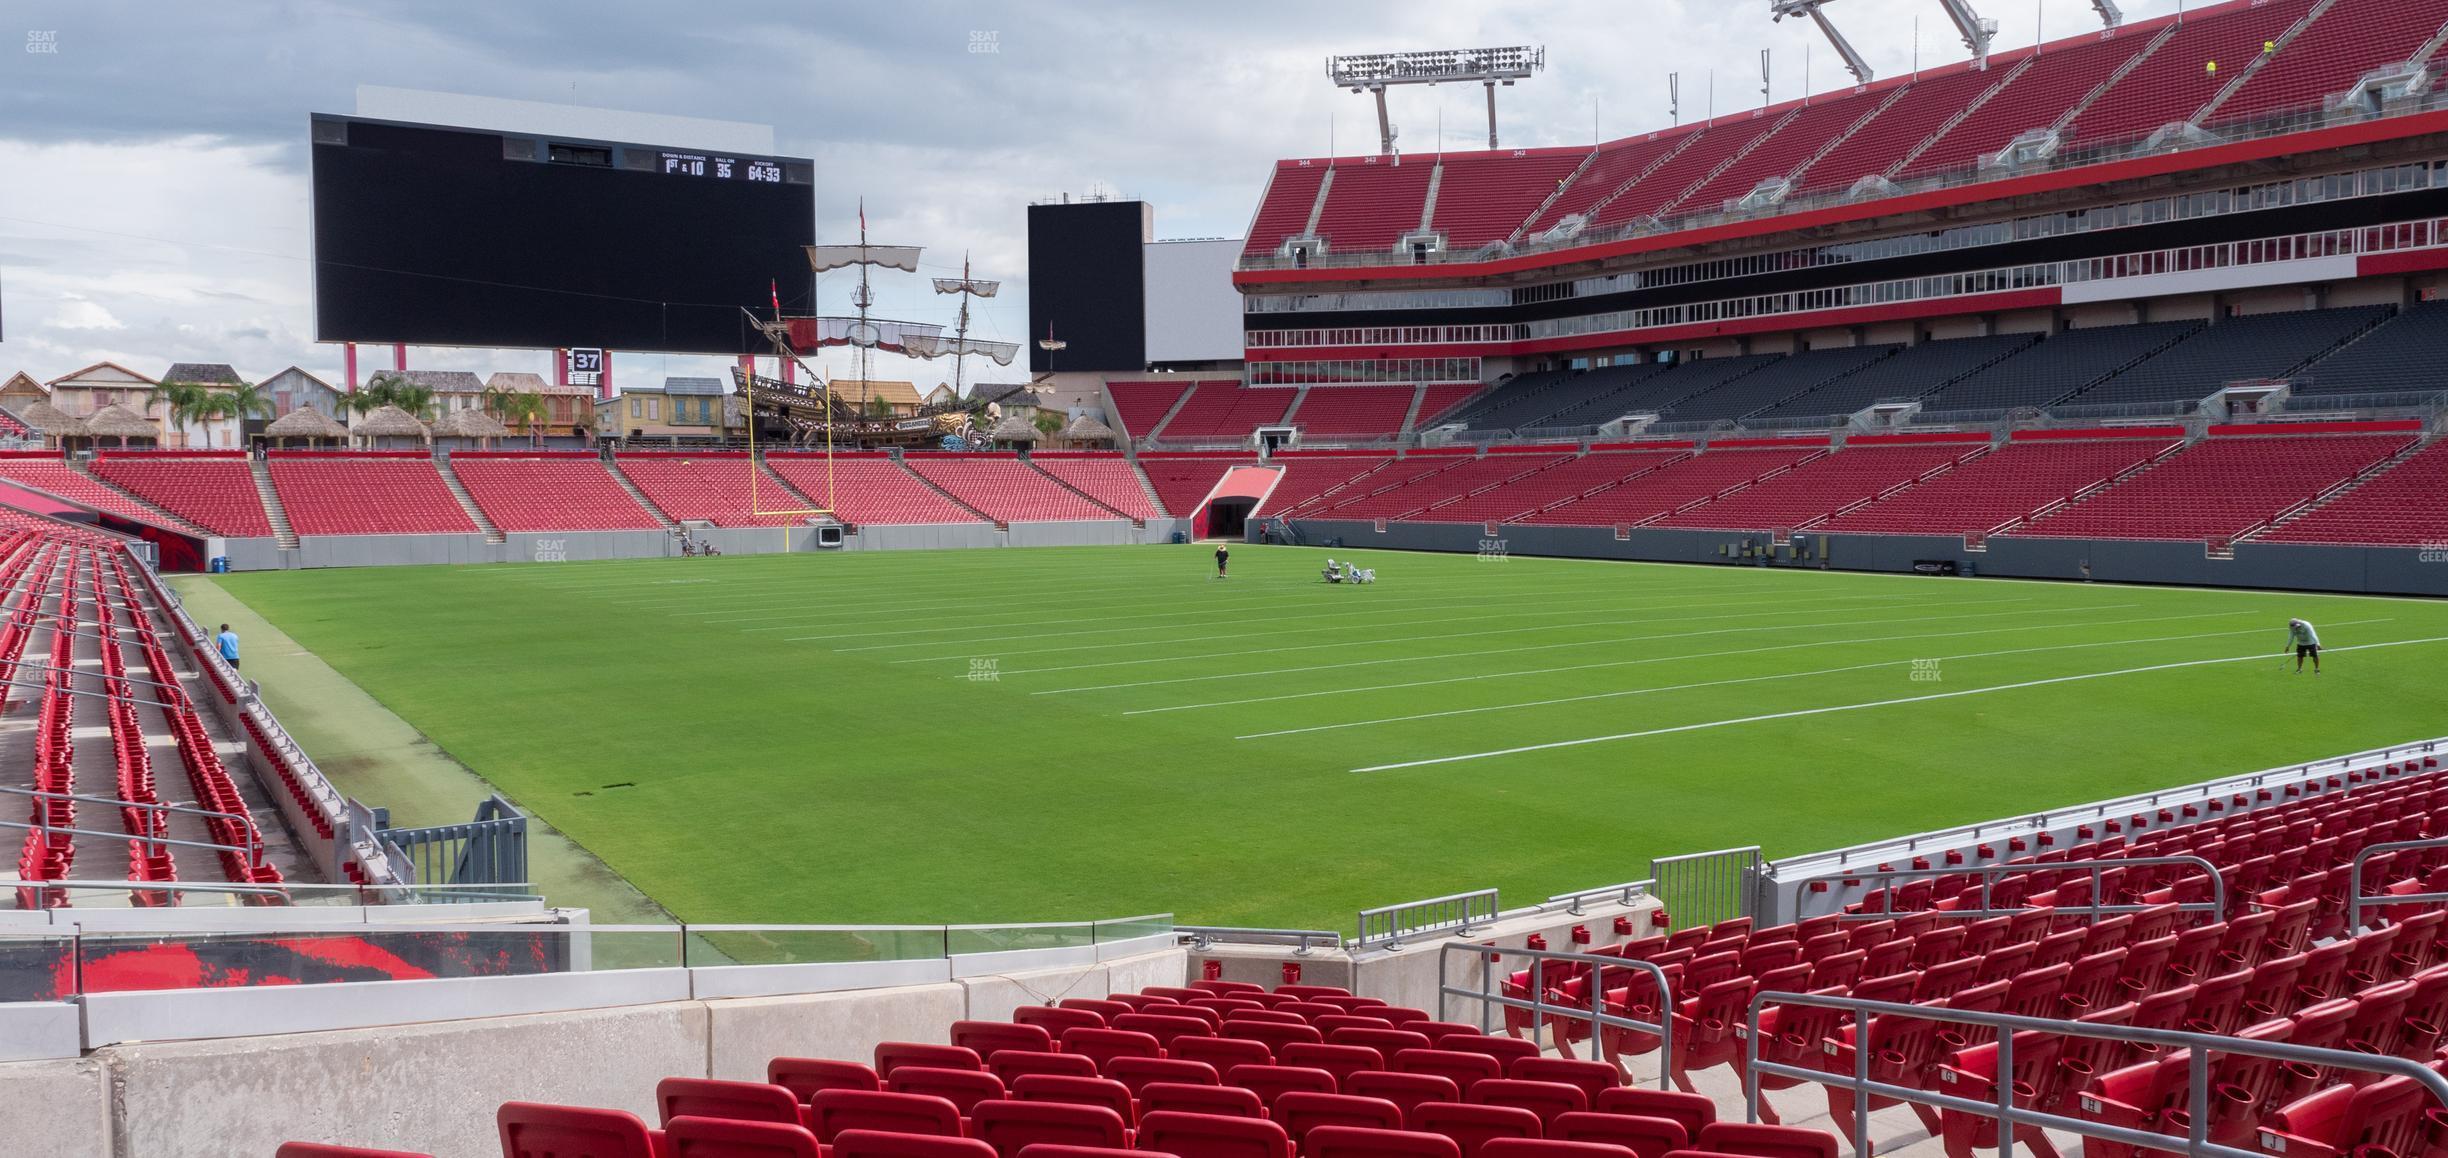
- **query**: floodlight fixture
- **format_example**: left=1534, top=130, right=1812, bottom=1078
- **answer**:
left=1326, top=46, right=1545, bottom=154
left=1768, top=0, right=1875, bottom=84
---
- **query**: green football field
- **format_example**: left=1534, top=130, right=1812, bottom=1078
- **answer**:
left=200, top=544, right=2448, bottom=928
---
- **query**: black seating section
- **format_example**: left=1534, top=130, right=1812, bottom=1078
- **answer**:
left=1661, top=346, right=1901, bottom=423
left=2064, top=306, right=2390, bottom=407
left=1914, top=322, right=2201, bottom=413
left=2293, top=301, right=2448, bottom=398
left=1751, top=333, right=2041, bottom=419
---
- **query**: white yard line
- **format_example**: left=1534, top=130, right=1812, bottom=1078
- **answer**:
left=1236, top=618, right=2398, bottom=738
left=1035, top=599, right=2074, bottom=697
left=1350, top=635, right=2448, bottom=774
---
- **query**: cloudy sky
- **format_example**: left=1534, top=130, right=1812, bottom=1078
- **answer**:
left=0, top=0, right=2192, bottom=392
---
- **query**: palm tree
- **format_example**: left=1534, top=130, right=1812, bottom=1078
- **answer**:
left=484, top=387, right=550, bottom=446
left=1033, top=410, right=1065, bottom=442
left=149, top=381, right=212, bottom=447
left=351, top=372, right=439, bottom=422
left=206, top=380, right=273, bottom=448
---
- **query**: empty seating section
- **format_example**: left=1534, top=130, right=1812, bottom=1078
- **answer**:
left=1322, top=456, right=1572, bottom=521
left=764, top=456, right=986, bottom=526
left=1160, top=385, right=1298, bottom=441
left=1525, top=365, right=1684, bottom=430
left=616, top=454, right=804, bottom=527
left=90, top=454, right=273, bottom=536
left=2258, top=438, right=2448, bottom=547
left=1108, top=381, right=1197, bottom=439
left=306, top=968, right=1877, bottom=1158
left=2068, top=308, right=2387, bottom=406
left=1752, top=334, right=2040, bottom=419
left=2212, top=0, right=2446, bottom=122
left=1314, top=161, right=1435, bottom=253
left=1430, top=152, right=1586, bottom=247
left=1139, top=457, right=1239, bottom=518
left=1420, top=450, right=1691, bottom=524
left=2012, top=432, right=2413, bottom=541
left=2068, top=0, right=2314, bottom=146
left=1654, top=442, right=1982, bottom=530
left=1815, top=434, right=2178, bottom=535
left=1254, top=457, right=1395, bottom=518
left=1901, top=33, right=2150, bottom=178
left=1032, top=456, right=1160, bottom=520
left=1441, top=371, right=1592, bottom=432
left=1523, top=446, right=1823, bottom=526
left=267, top=453, right=477, bottom=536
left=445, top=454, right=662, bottom=532
left=1244, top=164, right=1328, bottom=255
left=1598, top=119, right=1786, bottom=224
left=1677, top=89, right=1893, bottom=211
left=1663, top=347, right=1899, bottom=422
left=1797, top=67, right=2004, bottom=194
left=903, top=457, right=1115, bottom=523
left=2295, top=302, right=2448, bottom=396
left=1522, top=134, right=1693, bottom=235
left=1412, top=386, right=1483, bottom=428
left=0, top=453, right=198, bottom=532
left=1916, top=322, right=2199, bottom=412
left=1291, top=388, right=1419, bottom=438
left=9, top=528, right=283, bottom=904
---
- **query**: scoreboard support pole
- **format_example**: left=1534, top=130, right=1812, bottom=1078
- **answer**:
left=344, top=343, right=358, bottom=390
left=391, top=344, right=406, bottom=372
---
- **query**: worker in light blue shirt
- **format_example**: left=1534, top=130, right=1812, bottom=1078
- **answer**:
left=216, top=624, right=240, bottom=670
left=2286, top=618, right=2320, bottom=675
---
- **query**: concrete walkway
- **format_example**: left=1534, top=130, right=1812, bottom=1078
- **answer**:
left=168, top=575, right=674, bottom=924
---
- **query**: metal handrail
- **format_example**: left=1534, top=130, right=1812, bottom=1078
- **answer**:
left=1178, top=925, right=1344, bottom=956
left=1358, top=888, right=1500, bottom=949
left=0, top=784, right=256, bottom=827
left=2347, top=836, right=2448, bottom=931
left=1546, top=879, right=1654, bottom=916
left=1792, top=855, right=2228, bottom=924
left=1440, top=942, right=1676, bottom=1090
left=1743, top=989, right=2448, bottom=1158
left=0, top=817, right=263, bottom=859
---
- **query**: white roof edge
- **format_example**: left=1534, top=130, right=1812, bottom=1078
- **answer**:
left=355, top=86, right=777, bottom=156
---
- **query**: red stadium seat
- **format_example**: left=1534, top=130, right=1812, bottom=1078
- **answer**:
left=1113, top=1013, right=1217, bottom=1050
left=1012, top=1074, right=1137, bottom=1125
left=1191, top=980, right=1266, bottom=995
left=1173, top=1036, right=1273, bottom=1072
left=657, top=1077, right=813, bottom=1129
left=1507, top=1059, right=1617, bottom=1104
left=1470, top=1079, right=1590, bottom=1125
left=1014, top=1147, right=1146, bottom=1158
left=1060, top=1027, right=1163, bottom=1069
left=1344, top=1072, right=1462, bottom=1120
left=1103, top=1056, right=1219, bottom=1096
left=498, top=1102, right=660, bottom=1158
left=1437, top=1036, right=1540, bottom=1065
left=1550, top=1112, right=1688, bottom=1158
left=1270, top=1091, right=1406, bottom=1142
left=970, top=1101, right=1130, bottom=1158
left=664, top=1116, right=822, bottom=1158
left=808, top=1091, right=966, bottom=1144
left=832, top=1130, right=1001, bottom=1158
left=1139, top=1082, right=1266, bottom=1119
left=1413, top=1103, right=1545, bottom=1158
left=1135, top=1111, right=1295, bottom=1158
left=955, top=1021, right=1057, bottom=1058
left=990, top=1051, right=1103, bottom=1084
left=1395, top=1049, right=1505, bottom=1090
left=1334, top=1028, right=1436, bottom=1055
left=876, top=1043, right=984, bottom=1078
left=887, top=1067, right=1008, bottom=1117
left=1304, top=1126, right=1463, bottom=1158
left=1225, top=1063, right=1340, bottom=1109
left=768, top=1058, right=880, bottom=1102
left=1693, top=1123, right=1840, bottom=1158
left=1479, top=1140, right=1639, bottom=1158
left=1275, top=1043, right=1387, bottom=1085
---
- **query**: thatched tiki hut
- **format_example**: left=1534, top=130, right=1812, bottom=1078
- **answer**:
left=19, top=401, right=86, bottom=448
left=354, top=404, right=431, bottom=449
left=989, top=413, right=1039, bottom=444
left=430, top=407, right=511, bottom=449
left=84, top=403, right=158, bottom=449
left=1059, top=413, right=1118, bottom=447
left=264, top=405, right=352, bottom=448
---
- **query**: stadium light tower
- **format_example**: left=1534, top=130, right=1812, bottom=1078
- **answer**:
left=2089, top=0, right=2125, bottom=28
left=1768, top=0, right=1875, bottom=84
left=1327, top=46, right=1544, bottom=155
left=1936, top=0, right=2000, bottom=69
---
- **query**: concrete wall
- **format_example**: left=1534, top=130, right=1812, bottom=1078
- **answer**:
left=1283, top=519, right=2448, bottom=597
left=1, top=946, right=1185, bottom=1158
